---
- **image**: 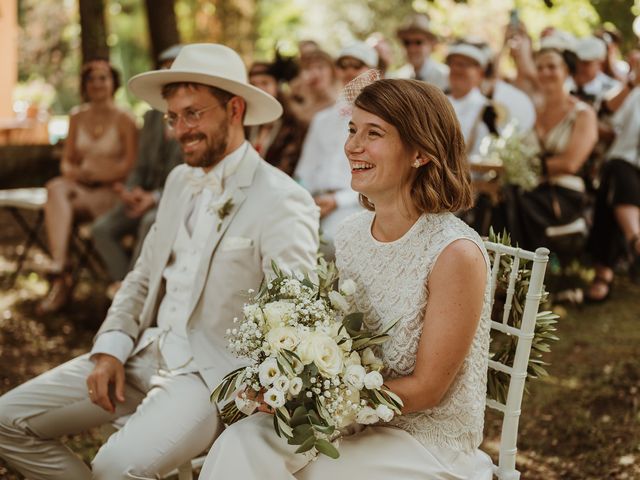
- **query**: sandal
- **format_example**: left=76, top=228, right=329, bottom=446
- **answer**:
left=585, top=275, right=613, bottom=304
left=36, top=274, right=72, bottom=316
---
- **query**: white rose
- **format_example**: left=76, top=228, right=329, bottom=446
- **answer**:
left=375, top=404, right=394, bottom=422
left=339, top=279, right=357, bottom=296
left=266, top=326, right=300, bottom=353
left=344, top=350, right=361, bottom=367
left=273, top=375, right=290, bottom=392
left=364, top=371, right=384, bottom=390
left=234, top=395, right=259, bottom=415
left=263, top=300, right=295, bottom=328
left=356, top=406, right=379, bottom=425
left=297, top=332, right=344, bottom=377
left=264, top=387, right=285, bottom=409
left=258, top=357, right=280, bottom=387
left=328, top=290, right=350, bottom=312
left=361, top=348, right=384, bottom=371
left=343, top=364, right=366, bottom=390
left=288, top=377, right=303, bottom=396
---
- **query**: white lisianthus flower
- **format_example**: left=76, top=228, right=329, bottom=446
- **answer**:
left=266, top=326, right=299, bottom=352
left=364, top=371, right=384, bottom=390
left=288, top=377, right=303, bottom=396
left=274, top=375, right=290, bottom=392
left=356, top=406, right=379, bottom=425
left=297, top=332, right=344, bottom=377
left=361, top=347, right=384, bottom=371
left=344, top=350, right=361, bottom=367
left=264, top=387, right=285, bottom=409
left=339, top=279, right=357, bottom=296
left=375, top=404, right=394, bottom=422
left=234, top=395, right=259, bottom=415
left=344, top=364, right=366, bottom=390
left=258, top=357, right=280, bottom=387
left=263, top=300, right=295, bottom=328
left=291, top=356, right=304, bottom=374
left=328, top=291, right=350, bottom=312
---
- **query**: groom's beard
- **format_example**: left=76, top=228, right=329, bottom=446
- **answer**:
left=180, top=120, right=230, bottom=169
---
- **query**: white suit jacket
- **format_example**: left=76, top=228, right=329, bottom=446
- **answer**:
left=95, top=146, right=319, bottom=389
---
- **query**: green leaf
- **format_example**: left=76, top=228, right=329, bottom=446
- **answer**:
left=315, top=439, right=340, bottom=459
left=295, top=434, right=317, bottom=454
left=342, top=312, right=364, bottom=334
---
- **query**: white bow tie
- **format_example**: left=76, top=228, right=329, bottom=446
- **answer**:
left=187, top=171, right=223, bottom=196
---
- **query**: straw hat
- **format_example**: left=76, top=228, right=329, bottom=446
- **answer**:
left=396, top=13, right=437, bottom=40
left=129, top=43, right=283, bottom=126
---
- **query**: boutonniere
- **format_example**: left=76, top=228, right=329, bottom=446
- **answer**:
left=214, top=198, right=234, bottom=231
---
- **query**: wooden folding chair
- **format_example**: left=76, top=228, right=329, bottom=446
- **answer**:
left=483, top=241, right=551, bottom=480
left=0, top=188, right=48, bottom=285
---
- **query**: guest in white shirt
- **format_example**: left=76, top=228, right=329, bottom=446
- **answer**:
left=586, top=67, right=640, bottom=302
left=295, top=42, right=378, bottom=259
left=446, top=41, right=496, bottom=158
left=569, top=36, right=620, bottom=110
left=0, top=44, right=319, bottom=480
left=394, top=13, right=449, bottom=90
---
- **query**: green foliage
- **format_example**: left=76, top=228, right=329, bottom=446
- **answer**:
left=486, top=228, right=560, bottom=405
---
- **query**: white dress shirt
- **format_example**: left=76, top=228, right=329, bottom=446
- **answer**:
left=91, top=142, right=249, bottom=367
left=491, top=80, right=536, bottom=132
left=606, top=87, right=640, bottom=168
left=294, top=104, right=358, bottom=208
left=448, top=88, right=491, bottom=157
left=393, top=58, right=450, bottom=91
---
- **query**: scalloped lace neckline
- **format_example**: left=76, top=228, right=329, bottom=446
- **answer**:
left=368, top=213, right=427, bottom=246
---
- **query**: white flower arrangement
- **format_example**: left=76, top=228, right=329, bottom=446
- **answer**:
left=479, top=121, right=541, bottom=192
left=211, top=259, right=403, bottom=459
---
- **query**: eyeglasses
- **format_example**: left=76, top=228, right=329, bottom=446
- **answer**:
left=337, top=59, right=367, bottom=70
left=402, top=39, right=425, bottom=47
left=164, top=103, right=219, bottom=129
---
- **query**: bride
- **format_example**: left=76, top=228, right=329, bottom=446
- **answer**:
left=200, top=79, right=494, bottom=479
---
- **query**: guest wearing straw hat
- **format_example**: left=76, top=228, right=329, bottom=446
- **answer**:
left=0, top=43, right=319, bottom=480
left=395, top=13, right=449, bottom=90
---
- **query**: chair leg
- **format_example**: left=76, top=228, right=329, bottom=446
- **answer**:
left=7, top=208, right=46, bottom=287
left=177, top=461, right=193, bottom=480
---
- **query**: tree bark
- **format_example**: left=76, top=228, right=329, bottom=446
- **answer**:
left=144, top=0, right=181, bottom=67
left=78, top=0, right=109, bottom=63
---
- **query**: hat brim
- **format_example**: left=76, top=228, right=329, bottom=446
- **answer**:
left=128, top=70, right=283, bottom=126
left=397, top=27, right=438, bottom=41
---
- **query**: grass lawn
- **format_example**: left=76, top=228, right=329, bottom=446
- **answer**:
left=0, top=209, right=639, bottom=479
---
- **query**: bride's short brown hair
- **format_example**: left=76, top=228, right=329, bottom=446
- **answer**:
left=354, top=79, right=472, bottom=213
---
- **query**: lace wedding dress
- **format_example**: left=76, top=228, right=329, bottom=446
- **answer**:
left=200, top=211, right=494, bottom=479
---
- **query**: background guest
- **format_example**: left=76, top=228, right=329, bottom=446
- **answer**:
left=38, top=59, right=137, bottom=314
left=247, top=54, right=307, bottom=176
left=394, top=12, right=449, bottom=90
left=294, top=42, right=378, bottom=259
left=91, top=46, right=184, bottom=296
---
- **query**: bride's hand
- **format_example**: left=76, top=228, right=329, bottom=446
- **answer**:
left=243, top=388, right=274, bottom=414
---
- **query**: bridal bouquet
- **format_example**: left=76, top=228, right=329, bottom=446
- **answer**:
left=211, top=260, right=403, bottom=459
left=479, top=120, right=541, bottom=191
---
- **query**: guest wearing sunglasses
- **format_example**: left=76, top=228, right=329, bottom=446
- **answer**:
left=394, top=13, right=449, bottom=91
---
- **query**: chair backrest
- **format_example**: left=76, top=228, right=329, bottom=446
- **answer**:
left=483, top=241, right=550, bottom=480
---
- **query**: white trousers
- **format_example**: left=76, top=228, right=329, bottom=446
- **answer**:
left=0, top=346, right=221, bottom=480
left=199, top=413, right=494, bottom=480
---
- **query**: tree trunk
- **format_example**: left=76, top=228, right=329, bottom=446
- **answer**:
left=78, top=0, right=109, bottom=63
left=144, top=0, right=181, bottom=66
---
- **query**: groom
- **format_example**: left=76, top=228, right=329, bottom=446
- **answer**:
left=0, top=44, right=319, bottom=479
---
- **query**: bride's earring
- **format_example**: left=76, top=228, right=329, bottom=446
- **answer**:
left=412, top=159, right=422, bottom=168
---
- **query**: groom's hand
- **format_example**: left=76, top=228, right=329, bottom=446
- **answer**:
left=87, top=354, right=126, bottom=413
